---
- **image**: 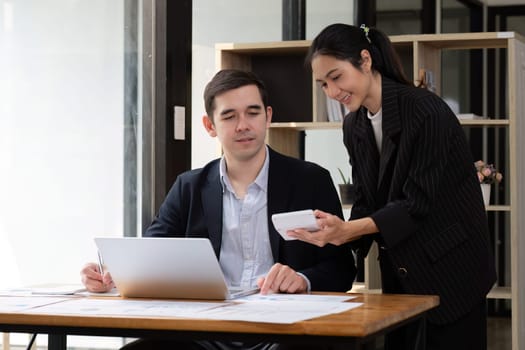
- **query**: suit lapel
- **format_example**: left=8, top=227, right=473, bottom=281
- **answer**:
left=352, top=108, right=380, bottom=205
left=377, top=78, right=402, bottom=193
left=266, top=149, right=290, bottom=261
left=201, top=163, right=223, bottom=257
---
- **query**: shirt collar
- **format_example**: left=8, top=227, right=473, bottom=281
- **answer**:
left=367, top=107, right=382, bottom=120
left=219, top=146, right=269, bottom=194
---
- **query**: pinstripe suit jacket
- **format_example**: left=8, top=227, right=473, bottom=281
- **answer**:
left=344, top=77, right=497, bottom=324
left=145, top=148, right=356, bottom=293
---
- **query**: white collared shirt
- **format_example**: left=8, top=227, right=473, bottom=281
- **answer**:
left=367, top=108, right=383, bottom=153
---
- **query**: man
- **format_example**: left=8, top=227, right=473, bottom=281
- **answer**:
left=81, top=69, right=356, bottom=349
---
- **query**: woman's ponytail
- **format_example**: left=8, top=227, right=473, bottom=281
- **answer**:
left=306, top=23, right=412, bottom=87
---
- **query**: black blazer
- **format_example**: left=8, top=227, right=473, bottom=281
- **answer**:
left=145, top=148, right=356, bottom=293
left=344, top=77, right=496, bottom=324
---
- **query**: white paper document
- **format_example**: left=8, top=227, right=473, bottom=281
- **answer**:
left=0, top=296, right=68, bottom=312
left=238, top=293, right=355, bottom=303
left=6, top=292, right=362, bottom=324
left=0, top=284, right=86, bottom=296
left=74, top=288, right=121, bottom=297
left=30, top=284, right=86, bottom=295
left=28, top=298, right=228, bottom=317
left=198, top=300, right=362, bottom=324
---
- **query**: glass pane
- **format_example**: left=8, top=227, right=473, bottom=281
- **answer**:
left=0, top=0, right=141, bottom=288
left=441, top=1, right=471, bottom=114
left=441, top=0, right=470, bottom=33
left=508, top=15, right=525, bottom=36
left=376, top=0, right=422, bottom=35
left=441, top=50, right=471, bottom=114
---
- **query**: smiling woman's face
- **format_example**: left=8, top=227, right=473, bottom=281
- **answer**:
left=311, top=53, right=373, bottom=113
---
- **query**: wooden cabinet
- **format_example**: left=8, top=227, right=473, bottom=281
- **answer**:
left=217, top=32, right=525, bottom=349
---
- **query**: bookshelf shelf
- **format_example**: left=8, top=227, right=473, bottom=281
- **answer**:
left=269, top=122, right=342, bottom=130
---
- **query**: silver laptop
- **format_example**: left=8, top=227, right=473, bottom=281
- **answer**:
left=94, top=237, right=259, bottom=300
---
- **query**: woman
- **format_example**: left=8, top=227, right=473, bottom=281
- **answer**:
left=289, top=23, right=496, bottom=350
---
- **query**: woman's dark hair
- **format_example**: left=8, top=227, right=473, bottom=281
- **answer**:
left=306, top=23, right=412, bottom=86
left=203, top=69, right=269, bottom=119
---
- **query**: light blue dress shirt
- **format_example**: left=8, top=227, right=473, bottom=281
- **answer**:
left=219, top=147, right=274, bottom=288
left=219, top=147, right=311, bottom=291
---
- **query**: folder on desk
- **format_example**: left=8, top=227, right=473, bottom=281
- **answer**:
left=30, top=284, right=87, bottom=295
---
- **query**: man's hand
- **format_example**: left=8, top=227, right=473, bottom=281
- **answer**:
left=80, top=262, right=115, bottom=293
left=256, top=263, right=307, bottom=294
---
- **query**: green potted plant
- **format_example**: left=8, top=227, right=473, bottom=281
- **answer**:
left=337, top=168, right=355, bottom=205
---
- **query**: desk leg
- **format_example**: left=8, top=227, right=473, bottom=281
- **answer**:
left=48, top=334, right=67, bottom=350
left=360, top=339, right=376, bottom=350
left=414, top=316, right=427, bottom=350
left=3, top=333, right=10, bottom=350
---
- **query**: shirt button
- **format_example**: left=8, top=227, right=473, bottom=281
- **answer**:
left=398, top=267, right=408, bottom=278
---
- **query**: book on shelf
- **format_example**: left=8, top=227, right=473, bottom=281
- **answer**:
left=315, top=87, right=349, bottom=123
left=418, top=68, right=436, bottom=93
left=326, top=97, right=349, bottom=122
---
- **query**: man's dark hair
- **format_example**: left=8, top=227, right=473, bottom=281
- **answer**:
left=203, top=69, right=269, bottom=119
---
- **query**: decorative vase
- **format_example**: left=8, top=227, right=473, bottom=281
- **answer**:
left=339, top=184, right=355, bottom=205
left=480, top=183, right=491, bottom=207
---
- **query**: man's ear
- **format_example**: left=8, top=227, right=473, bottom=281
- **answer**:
left=202, top=115, right=217, bottom=137
left=265, top=106, right=273, bottom=127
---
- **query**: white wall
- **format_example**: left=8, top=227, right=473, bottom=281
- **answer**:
left=0, top=0, right=125, bottom=287
left=306, top=0, right=355, bottom=38
left=191, top=0, right=354, bottom=209
left=305, top=1, right=355, bottom=211
left=191, top=0, right=282, bottom=168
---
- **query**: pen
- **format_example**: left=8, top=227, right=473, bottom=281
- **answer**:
left=97, top=250, right=105, bottom=277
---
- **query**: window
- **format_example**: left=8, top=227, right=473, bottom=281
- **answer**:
left=0, top=0, right=141, bottom=288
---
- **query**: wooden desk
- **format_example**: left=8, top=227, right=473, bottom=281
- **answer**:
left=0, top=293, right=438, bottom=350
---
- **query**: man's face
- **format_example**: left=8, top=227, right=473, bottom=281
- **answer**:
left=203, top=84, right=272, bottom=162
